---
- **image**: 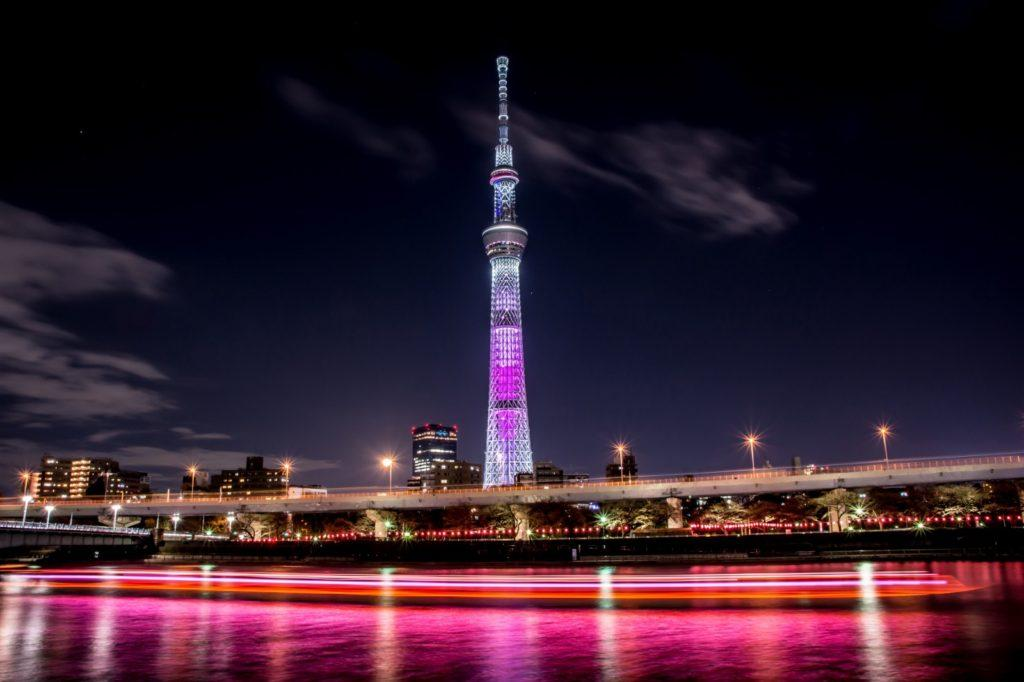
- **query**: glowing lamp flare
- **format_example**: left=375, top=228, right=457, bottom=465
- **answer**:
left=875, top=422, right=894, bottom=465
left=381, top=456, right=396, bottom=493
left=18, top=469, right=34, bottom=495
left=186, top=463, right=201, bottom=497
left=741, top=431, right=763, bottom=473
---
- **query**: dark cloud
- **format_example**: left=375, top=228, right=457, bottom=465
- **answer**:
left=0, top=202, right=172, bottom=422
left=457, top=107, right=809, bottom=237
left=277, top=77, right=434, bottom=179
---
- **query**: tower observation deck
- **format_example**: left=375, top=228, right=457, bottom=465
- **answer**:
left=483, top=56, right=534, bottom=487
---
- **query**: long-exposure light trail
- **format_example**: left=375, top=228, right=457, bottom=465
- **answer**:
left=2, top=568, right=974, bottom=602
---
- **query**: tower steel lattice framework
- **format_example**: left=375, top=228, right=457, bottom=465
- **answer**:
left=483, top=56, right=534, bottom=487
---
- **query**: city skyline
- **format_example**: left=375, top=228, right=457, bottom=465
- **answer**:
left=2, top=9, right=1023, bottom=494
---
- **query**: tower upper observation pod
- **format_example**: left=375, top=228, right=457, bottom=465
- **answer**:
left=483, top=56, right=527, bottom=260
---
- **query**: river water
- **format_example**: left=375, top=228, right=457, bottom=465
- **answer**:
left=1, top=561, right=1023, bottom=680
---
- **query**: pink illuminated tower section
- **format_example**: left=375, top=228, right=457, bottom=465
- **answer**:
left=483, top=56, right=534, bottom=487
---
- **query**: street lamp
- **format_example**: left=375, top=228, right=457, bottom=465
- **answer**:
left=227, top=512, right=236, bottom=537
left=742, top=432, right=762, bottom=473
left=171, top=513, right=181, bottom=532
left=279, top=458, right=294, bottom=487
left=111, top=503, right=122, bottom=528
left=381, top=456, right=395, bottom=494
left=875, top=422, right=893, bottom=466
left=18, top=470, right=33, bottom=495
left=613, top=442, right=628, bottom=482
left=20, top=495, right=33, bottom=527
left=187, top=463, right=199, bottom=497
left=44, top=504, right=55, bottom=528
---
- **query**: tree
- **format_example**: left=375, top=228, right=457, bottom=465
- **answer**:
left=697, top=499, right=749, bottom=525
left=483, top=504, right=517, bottom=530
left=745, top=496, right=786, bottom=523
left=355, top=510, right=397, bottom=534
left=595, top=500, right=666, bottom=530
left=929, top=484, right=989, bottom=516
left=813, top=488, right=861, bottom=531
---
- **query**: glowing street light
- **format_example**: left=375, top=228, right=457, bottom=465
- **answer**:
left=20, top=495, right=33, bottom=527
left=171, top=513, right=181, bottom=532
left=279, top=458, right=294, bottom=487
left=44, top=504, right=56, bottom=528
left=111, top=503, right=122, bottom=528
left=18, top=470, right=33, bottom=495
left=742, top=432, right=763, bottom=473
left=381, top=456, right=396, bottom=494
left=227, top=512, right=236, bottom=536
left=187, top=463, right=200, bottom=497
left=875, top=422, right=893, bottom=466
left=613, top=442, right=629, bottom=482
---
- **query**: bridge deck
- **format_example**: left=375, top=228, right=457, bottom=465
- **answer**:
left=1, top=454, right=1022, bottom=518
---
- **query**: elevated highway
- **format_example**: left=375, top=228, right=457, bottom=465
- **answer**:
left=3, top=453, right=1022, bottom=521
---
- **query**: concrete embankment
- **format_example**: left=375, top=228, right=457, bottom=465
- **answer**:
left=148, top=528, right=1024, bottom=565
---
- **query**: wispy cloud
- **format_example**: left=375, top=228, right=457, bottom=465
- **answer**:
left=86, top=430, right=133, bottom=444
left=171, top=426, right=232, bottom=441
left=0, top=201, right=172, bottom=422
left=457, top=107, right=809, bottom=237
left=277, top=77, right=434, bottom=179
left=116, top=445, right=335, bottom=475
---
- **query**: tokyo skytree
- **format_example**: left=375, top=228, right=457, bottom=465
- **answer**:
left=482, top=56, right=534, bottom=487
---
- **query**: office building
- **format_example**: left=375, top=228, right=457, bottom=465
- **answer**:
left=411, top=424, right=459, bottom=474
left=215, top=456, right=286, bottom=497
left=38, top=455, right=150, bottom=499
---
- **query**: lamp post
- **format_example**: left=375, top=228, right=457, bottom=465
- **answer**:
left=187, top=464, right=199, bottom=498
left=279, top=458, right=294, bottom=489
left=613, top=443, right=628, bottom=482
left=743, top=432, right=762, bottom=474
left=381, top=456, right=395, bottom=494
left=20, top=495, right=33, bottom=527
left=227, top=512, right=236, bottom=537
left=111, top=503, right=122, bottom=529
left=19, top=470, right=32, bottom=495
left=875, top=423, right=893, bottom=467
left=171, top=513, right=180, bottom=532
left=44, top=504, right=55, bottom=528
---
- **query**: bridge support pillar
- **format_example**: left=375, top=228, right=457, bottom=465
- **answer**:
left=510, top=504, right=530, bottom=541
left=666, top=497, right=684, bottom=529
left=827, top=506, right=850, bottom=533
left=365, top=510, right=389, bottom=540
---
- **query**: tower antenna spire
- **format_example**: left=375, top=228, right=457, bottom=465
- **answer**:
left=489, top=56, right=519, bottom=225
left=497, top=55, right=510, bottom=145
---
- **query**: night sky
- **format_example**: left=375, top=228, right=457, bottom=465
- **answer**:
left=2, top=6, right=1022, bottom=494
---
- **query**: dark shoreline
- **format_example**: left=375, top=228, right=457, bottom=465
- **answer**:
left=148, top=527, right=1024, bottom=566
left=7, top=527, right=1023, bottom=566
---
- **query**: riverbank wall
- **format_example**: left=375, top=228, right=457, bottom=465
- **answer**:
left=150, top=528, right=1024, bottom=565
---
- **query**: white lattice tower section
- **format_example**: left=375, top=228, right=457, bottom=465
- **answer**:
left=482, top=56, right=534, bottom=486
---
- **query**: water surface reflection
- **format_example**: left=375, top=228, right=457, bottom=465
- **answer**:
left=1, top=562, right=1022, bottom=680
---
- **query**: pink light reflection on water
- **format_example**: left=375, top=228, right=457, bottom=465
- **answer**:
left=0, top=562, right=1022, bottom=680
